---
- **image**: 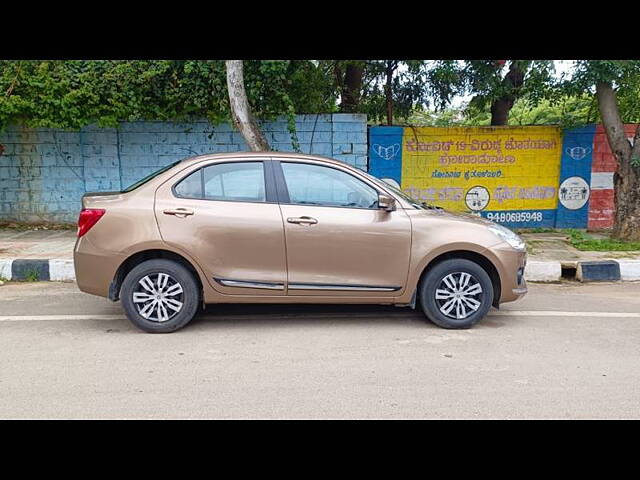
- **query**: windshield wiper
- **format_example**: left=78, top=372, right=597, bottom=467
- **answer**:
left=421, top=202, right=443, bottom=210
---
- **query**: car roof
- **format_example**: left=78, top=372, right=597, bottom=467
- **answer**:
left=178, top=151, right=357, bottom=170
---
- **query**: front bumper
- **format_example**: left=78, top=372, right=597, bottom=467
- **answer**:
left=488, top=245, right=528, bottom=303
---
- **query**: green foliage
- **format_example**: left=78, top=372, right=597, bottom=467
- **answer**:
left=0, top=60, right=337, bottom=141
left=565, top=229, right=640, bottom=251
left=515, top=227, right=556, bottom=233
left=3, top=60, right=637, bottom=141
left=408, top=94, right=598, bottom=129
left=407, top=107, right=467, bottom=126
left=459, top=60, right=556, bottom=112
left=563, top=60, right=640, bottom=123
left=22, top=269, right=40, bottom=282
left=406, top=60, right=570, bottom=126
left=333, top=60, right=459, bottom=124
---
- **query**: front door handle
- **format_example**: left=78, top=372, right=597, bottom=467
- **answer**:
left=163, top=208, right=194, bottom=217
left=287, top=216, right=318, bottom=225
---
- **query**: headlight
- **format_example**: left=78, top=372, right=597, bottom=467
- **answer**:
left=488, top=224, right=526, bottom=251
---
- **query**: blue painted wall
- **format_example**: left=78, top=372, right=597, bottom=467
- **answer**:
left=0, top=114, right=367, bottom=223
left=555, top=125, right=596, bottom=228
left=368, top=126, right=403, bottom=185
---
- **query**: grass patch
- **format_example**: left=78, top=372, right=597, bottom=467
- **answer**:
left=0, top=275, right=8, bottom=283
left=565, top=229, right=640, bottom=251
left=22, top=269, right=40, bottom=282
left=515, top=227, right=556, bottom=234
left=525, top=240, right=545, bottom=255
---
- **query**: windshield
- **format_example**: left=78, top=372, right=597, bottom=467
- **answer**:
left=121, top=161, right=181, bottom=193
left=359, top=170, right=426, bottom=209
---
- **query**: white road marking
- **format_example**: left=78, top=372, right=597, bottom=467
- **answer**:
left=492, top=310, right=640, bottom=318
left=0, top=310, right=639, bottom=322
left=0, top=314, right=125, bottom=322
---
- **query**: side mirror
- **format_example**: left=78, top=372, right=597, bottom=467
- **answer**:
left=378, top=193, right=396, bottom=212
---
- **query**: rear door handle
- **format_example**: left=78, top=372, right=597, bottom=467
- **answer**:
left=287, top=216, right=318, bottom=225
left=163, top=208, right=194, bottom=217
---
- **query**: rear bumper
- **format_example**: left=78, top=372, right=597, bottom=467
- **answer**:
left=73, top=236, right=125, bottom=298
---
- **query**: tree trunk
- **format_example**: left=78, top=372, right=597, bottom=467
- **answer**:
left=490, top=61, right=525, bottom=126
left=340, top=61, right=364, bottom=113
left=490, top=99, right=513, bottom=126
left=384, top=61, right=396, bottom=126
left=225, top=60, right=270, bottom=151
left=596, top=81, right=640, bottom=241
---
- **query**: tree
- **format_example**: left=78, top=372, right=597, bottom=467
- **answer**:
left=383, top=60, right=399, bottom=125
left=328, top=60, right=448, bottom=125
left=0, top=60, right=337, bottom=132
left=225, top=60, right=270, bottom=151
left=330, top=60, right=365, bottom=113
left=565, top=61, right=640, bottom=240
left=408, top=95, right=597, bottom=128
left=461, top=60, right=555, bottom=125
left=490, top=61, right=524, bottom=125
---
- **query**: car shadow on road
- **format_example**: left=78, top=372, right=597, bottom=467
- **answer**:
left=187, top=303, right=512, bottom=331
left=191, top=303, right=431, bottom=329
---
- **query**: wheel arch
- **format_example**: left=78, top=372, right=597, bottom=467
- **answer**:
left=109, top=249, right=204, bottom=301
left=417, top=250, right=501, bottom=308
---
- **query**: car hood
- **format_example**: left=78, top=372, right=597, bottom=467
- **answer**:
left=414, top=207, right=497, bottom=227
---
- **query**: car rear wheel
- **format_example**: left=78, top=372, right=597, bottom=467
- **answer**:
left=120, top=259, right=200, bottom=333
left=419, top=258, right=494, bottom=329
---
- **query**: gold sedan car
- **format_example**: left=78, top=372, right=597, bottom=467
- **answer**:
left=74, top=152, right=527, bottom=333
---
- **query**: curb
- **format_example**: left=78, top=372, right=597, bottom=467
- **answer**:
left=525, top=261, right=562, bottom=282
left=619, top=260, right=640, bottom=281
left=0, top=259, right=75, bottom=282
left=525, top=259, right=640, bottom=282
left=577, top=260, right=621, bottom=282
left=0, top=258, right=639, bottom=284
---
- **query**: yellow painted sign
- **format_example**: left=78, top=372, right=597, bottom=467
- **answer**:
left=401, top=126, right=562, bottom=213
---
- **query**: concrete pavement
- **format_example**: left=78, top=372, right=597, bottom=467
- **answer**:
left=0, top=281, right=639, bottom=419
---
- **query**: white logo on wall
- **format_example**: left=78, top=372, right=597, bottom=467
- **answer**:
left=566, top=146, right=591, bottom=160
left=372, top=144, right=401, bottom=161
left=465, top=186, right=490, bottom=211
left=559, top=176, right=590, bottom=210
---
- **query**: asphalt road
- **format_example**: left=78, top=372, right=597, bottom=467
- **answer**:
left=1, top=281, right=639, bottom=419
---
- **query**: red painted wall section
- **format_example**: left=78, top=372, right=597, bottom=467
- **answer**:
left=588, top=124, right=638, bottom=230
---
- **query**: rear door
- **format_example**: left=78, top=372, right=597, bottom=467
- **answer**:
left=155, top=159, right=287, bottom=296
left=274, top=159, right=412, bottom=297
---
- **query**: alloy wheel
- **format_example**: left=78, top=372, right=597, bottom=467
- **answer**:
left=132, top=273, right=184, bottom=322
left=434, top=272, right=483, bottom=320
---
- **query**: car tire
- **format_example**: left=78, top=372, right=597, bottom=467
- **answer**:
left=419, top=258, right=494, bottom=329
left=120, top=259, right=200, bottom=333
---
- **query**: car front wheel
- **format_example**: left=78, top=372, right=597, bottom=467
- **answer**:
left=419, top=258, right=494, bottom=329
left=120, top=259, right=200, bottom=333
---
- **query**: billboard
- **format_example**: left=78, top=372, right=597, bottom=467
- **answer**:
left=369, top=125, right=565, bottom=228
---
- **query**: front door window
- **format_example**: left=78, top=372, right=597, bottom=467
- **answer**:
left=281, top=162, right=378, bottom=209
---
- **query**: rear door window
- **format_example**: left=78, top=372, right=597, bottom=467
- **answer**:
left=173, top=161, right=266, bottom=203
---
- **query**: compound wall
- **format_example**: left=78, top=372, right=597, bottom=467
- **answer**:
left=369, top=124, right=632, bottom=229
left=0, top=114, right=367, bottom=223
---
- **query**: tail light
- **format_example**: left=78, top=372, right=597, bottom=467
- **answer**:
left=77, top=208, right=106, bottom=237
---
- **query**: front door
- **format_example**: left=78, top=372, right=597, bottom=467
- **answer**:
left=275, top=160, right=412, bottom=297
left=155, top=159, right=286, bottom=296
